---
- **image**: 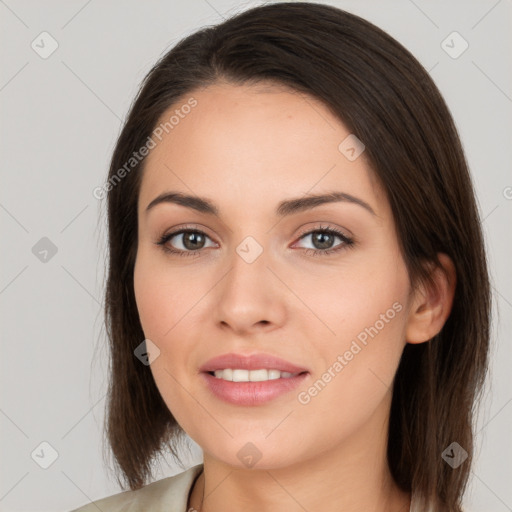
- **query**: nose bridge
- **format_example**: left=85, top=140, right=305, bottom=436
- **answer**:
left=213, top=231, right=284, bottom=331
left=234, top=234, right=266, bottom=267
left=225, top=233, right=270, bottom=293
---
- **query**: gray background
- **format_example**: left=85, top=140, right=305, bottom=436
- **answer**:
left=1, top=0, right=511, bottom=511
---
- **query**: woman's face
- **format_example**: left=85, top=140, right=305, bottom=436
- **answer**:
left=134, top=82, right=414, bottom=469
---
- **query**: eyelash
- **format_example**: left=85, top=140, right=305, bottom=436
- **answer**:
left=155, top=224, right=355, bottom=258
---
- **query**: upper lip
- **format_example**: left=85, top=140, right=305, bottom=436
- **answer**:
left=199, top=352, right=309, bottom=373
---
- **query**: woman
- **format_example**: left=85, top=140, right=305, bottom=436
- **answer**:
left=72, top=3, right=490, bottom=511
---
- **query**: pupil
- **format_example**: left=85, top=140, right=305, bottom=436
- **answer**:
left=314, top=232, right=333, bottom=249
left=184, top=232, right=204, bottom=250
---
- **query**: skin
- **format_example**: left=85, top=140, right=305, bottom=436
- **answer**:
left=133, top=81, right=456, bottom=512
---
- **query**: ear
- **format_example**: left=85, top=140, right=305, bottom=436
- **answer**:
left=406, top=253, right=457, bottom=344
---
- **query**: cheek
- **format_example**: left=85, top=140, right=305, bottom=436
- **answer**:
left=133, top=248, right=210, bottom=397
left=133, top=258, right=165, bottom=339
left=133, top=249, right=191, bottom=340
left=304, top=262, right=409, bottom=415
left=300, top=250, right=409, bottom=351
left=290, top=294, right=408, bottom=452
left=133, top=251, right=191, bottom=412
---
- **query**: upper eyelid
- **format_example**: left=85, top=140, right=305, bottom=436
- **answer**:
left=296, top=224, right=351, bottom=238
left=163, top=225, right=218, bottom=244
left=293, top=227, right=352, bottom=249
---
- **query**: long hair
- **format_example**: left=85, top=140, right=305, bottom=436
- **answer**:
left=101, top=4, right=490, bottom=510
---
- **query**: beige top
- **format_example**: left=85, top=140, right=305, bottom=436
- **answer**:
left=70, top=463, right=431, bottom=512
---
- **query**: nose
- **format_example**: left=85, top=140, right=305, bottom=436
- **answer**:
left=213, top=240, right=287, bottom=336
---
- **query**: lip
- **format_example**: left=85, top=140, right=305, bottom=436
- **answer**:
left=201, top=372, right=309, bottom=406
left=199, top=352, right=309, bottom=373
left=199, top=352, right=310, bottom=406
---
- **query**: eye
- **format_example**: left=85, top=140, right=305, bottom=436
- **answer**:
left=156, top=228, right=216, bottom=257
left=293, top=225, right=354, bottom=256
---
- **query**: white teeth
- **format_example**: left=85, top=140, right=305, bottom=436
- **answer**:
left=268, top=369, right=281, bottom=380
left=212, top=369, right=299, bottom=382
left=233, top=369, right=249, bottom=382
left=221, top=368, right=233, bottom=381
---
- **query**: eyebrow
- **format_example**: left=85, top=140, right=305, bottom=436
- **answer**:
left=145, top=191, right=376, bottom=217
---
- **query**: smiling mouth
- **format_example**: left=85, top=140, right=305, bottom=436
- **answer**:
left=201, top=368, right=309, bottom=406
left=206, top=369, right=309, bottom=382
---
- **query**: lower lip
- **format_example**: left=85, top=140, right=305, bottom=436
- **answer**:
left=201, top=372, right=309, bottom=406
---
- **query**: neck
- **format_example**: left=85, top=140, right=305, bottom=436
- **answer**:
left=188, top=396, right=411, bottom=512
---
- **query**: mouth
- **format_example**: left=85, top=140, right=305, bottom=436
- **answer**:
left=206, top=368, right=308, bottom=382
left=201, top=368, right=309, bottom=406
left=199, top=352, right=310, bottom=406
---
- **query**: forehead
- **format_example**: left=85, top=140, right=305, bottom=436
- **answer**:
left=138, top=81, right=385, bottom=219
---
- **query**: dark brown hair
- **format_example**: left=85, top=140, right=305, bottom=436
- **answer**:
left=101, top=3, right=491, bottom=511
